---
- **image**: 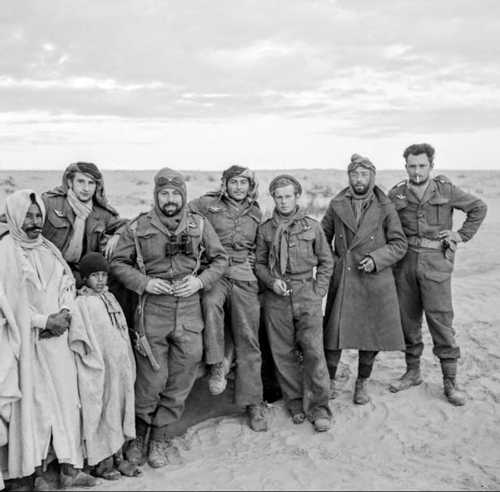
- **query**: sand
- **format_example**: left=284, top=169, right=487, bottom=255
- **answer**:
left=1, top=169, right=499, bottom=491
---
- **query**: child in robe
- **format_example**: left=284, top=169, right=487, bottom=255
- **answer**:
left=70, top=252, right=141, bottom=480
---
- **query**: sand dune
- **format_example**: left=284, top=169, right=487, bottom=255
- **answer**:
left=1, top=170, right=499, bottom=491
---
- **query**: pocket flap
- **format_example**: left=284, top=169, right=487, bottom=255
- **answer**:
left=424, top=270, right=451, bottom=282
left=47, top=211, right=70, bottom=229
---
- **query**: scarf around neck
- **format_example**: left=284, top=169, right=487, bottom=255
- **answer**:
left=63, top=188, right=93, bottom=263
left=269, top=206, right=306, bottom=278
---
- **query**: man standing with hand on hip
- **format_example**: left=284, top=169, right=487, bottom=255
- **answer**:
left=388, top=143, right=487, bottom=405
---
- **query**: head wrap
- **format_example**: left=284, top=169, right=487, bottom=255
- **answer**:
left=79, top=252, right=109, bottom=278
left=220, top=165, right=258, bottom=201
left=5, top=189, right=46, bottom=248
left=58, top=162, right=118, bottom=215
left=347, top=154, right=376, bottom=174
left=268, top=174, right=302, bottom=196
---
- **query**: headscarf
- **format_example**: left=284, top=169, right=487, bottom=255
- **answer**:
left=5, top=189, right=46, bottom=249
left=347, top=154, right=376, bottom=225
left=48, top=162, right=118, bottom=216
left=220, top=165, right=258, bottom=203
left=4, top=189, right=73, bottom=288
left=153, top=167, right=189, bottom=233
left=269, top=174, right=302, bottom=196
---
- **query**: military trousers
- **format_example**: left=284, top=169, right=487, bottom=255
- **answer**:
left=325, top=349, right=378, bottom=379
left=262, top=279, right=330, bottom=420
left=134, top=293, right=203, bottom=429
left=202, top=276, right=263, bottom=407
left=394, top=248, right=460, bottom=368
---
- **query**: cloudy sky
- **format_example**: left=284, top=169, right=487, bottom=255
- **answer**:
left=1, top=0, right=500, bottom=171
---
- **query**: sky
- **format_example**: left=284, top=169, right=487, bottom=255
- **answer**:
left=1, top=0, right=500, bottom=171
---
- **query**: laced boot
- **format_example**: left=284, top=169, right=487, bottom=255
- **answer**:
left=443, top=378, right=466, bottom=406
left=125, top=418, right=150, bottom=465
left=328, top=379, right=338, bottom=400
left=353, top=378, right=371, bottom=405
left=247, top=403, right=268, bottom=432
left=208, top=362, right=227, bottom=395
left=389, top=366, right=423, bottom=393
left=147, top=438, right=170, bottom=468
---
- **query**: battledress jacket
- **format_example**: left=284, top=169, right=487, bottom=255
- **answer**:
left=321, top=186, right=407, bottom=351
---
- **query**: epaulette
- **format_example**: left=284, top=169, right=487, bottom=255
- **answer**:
left=128, top=211, right=149, bottom=230
left=434, top=174, right=452, bottom=184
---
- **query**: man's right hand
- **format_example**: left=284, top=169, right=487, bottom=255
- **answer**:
left=145, top=278, right=173, bottom=295
left=272, top=279, right=290, bottom=296
left=44, top=309, right=71, bottom=338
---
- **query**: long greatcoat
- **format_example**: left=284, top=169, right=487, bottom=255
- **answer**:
left=321, top=186, right=407, bottom=351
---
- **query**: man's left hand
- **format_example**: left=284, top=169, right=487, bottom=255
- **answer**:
left=438, top=230, right=462, bottom=245
left=358, top=256, right=375, bottom=273
left=103, top=233, right=121, bottom=260
left=173, top=275, right=203, bottom=297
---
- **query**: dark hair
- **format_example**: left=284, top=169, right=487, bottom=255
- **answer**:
left=403, top=143, right=435, bottom=163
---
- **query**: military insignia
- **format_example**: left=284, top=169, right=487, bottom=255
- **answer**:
left=396, top=194, right=406, bottom=200
left=54, top=209, right=65, bottom=217
left=208, top=206, right=221, bottom=213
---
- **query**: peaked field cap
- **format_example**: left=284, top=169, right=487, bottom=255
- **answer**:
left=269, top=174, right=302, bottom=195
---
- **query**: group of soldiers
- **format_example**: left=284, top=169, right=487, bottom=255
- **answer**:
left=0, top=142, right=487, bottom=489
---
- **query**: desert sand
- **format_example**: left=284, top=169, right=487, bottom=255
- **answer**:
left=0, top=168, right=499, bottom=491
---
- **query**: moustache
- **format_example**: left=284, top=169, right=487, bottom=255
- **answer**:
left=26, top=226, right=43, bottom=232
left=162, top=202, right=180, bottom=207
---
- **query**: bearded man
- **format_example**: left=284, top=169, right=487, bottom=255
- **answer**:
left=321, top=154, right=407, bottom=404
left=0, top=190, right=95, bottom=490
left=188, top=165, right=267, bottom=432
left=41, top=162, right=125, bottom=284
left=110, top=168, right=227, bottom=469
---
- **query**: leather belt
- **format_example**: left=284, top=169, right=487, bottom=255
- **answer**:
left=407, top=236, right=443, bottom=250
left=228, top=256, right=247, bottom=266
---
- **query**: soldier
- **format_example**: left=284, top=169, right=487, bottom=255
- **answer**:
left=255, top=175, right=333, bottom=432
left=41, top=162, right=125, bottom=284
left=388, top=143, right=487, bottom=405
left=189, top=165, right=267, bottom=432
left=321, top=154, right=407, bottom=404
left=109, top=168, right=228, bottom=469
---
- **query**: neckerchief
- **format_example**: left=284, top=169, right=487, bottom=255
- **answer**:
left=269, top=206, right=306, bottom=278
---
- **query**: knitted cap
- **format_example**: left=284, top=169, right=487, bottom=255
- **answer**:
left=347, top=154, right=376, bottom=173
left=154, top=167, right=187, bottom=203
left=79, top=252, right=109, bottom=278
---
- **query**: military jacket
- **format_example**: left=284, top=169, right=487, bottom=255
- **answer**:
left=388, top=175, right=487, bottom=242
left=255, top=213, right=333, bottom=296
left=41, top=192, right=125, bottom=259
left=188, top=194, right=262, bottom=262
left=109, top=209, right=228, bottom=295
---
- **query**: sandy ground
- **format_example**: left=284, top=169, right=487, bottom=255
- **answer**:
left=1, top=169, right=499, bottom=490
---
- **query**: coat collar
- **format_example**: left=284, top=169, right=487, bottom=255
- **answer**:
left=405, top=178, right=438, bottom=205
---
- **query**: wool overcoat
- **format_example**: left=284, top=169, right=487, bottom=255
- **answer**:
left=321, top=186, right=407, bottom=351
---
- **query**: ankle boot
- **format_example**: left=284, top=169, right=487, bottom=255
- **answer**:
left=353, top=378, right=370, bottom=405
left=443, top=378, right=466, bottom=406
left=389, top=366, right=423, bottom=393
left=148, top=425, right=170, bottom=468
left=247, top=403, right=268, bottom=432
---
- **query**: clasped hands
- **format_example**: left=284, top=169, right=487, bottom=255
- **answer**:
left=41, top=308, right=71, bottom=339
left=145, top=275, right=203, bottom=298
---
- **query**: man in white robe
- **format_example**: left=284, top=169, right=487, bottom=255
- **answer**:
left=0, top=190, right=96, bottom=490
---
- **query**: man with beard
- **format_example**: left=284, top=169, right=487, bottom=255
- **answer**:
left=0, top=190, right=96, bottom=490
left=188, top=165, right=267, bottom=432
left=321, top=154, right=407, bottom=404
left=41, top=162, right=125, bottom=284
left=255, top=175, right=333, bottom=432
left=110, top=168, right=227, bottom=469
left=388, top=143, right=487, bottom=405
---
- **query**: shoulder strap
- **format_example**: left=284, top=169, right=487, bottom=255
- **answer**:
left=129, top=220, right=146, bottom=275
left=191, top=214, right=205, bottom=276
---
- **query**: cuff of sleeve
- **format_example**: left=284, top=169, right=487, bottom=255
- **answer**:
left=198, top=272, right=212, bottom=291
left=31, top=314, right=48, bottom=329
